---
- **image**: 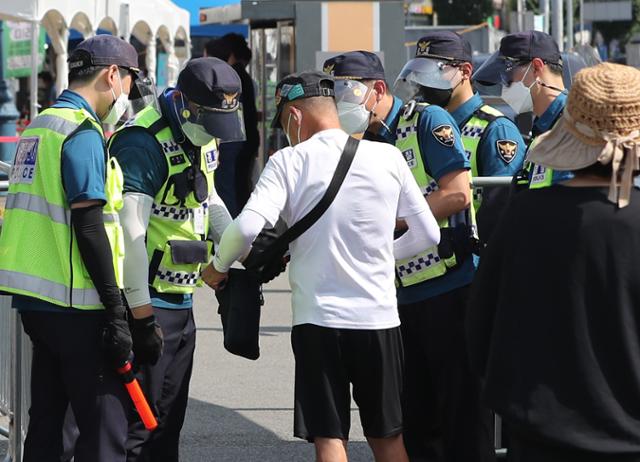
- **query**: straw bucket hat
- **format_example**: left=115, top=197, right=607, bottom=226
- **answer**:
left=527, top=62, right=640, bottom=207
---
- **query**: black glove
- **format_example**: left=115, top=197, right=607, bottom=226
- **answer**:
left=103, top=306, right=133, bottom=367
left=131, top=315, right=164, bottom=366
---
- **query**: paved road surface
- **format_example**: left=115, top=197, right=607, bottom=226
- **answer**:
left=0, top=271, right=374, bottom=461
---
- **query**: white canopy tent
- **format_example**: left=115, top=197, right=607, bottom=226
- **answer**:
left=0, top=0, right=190, bottom=117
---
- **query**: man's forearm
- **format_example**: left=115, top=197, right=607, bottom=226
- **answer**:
left=213, top=209, right=267, bottom=272
left=120, top=193, right=153, bottom=310
left=426, top=189, right=470, bottom=221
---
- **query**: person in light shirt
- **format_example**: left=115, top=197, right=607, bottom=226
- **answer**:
left=201, top=70, right=441, bottom=462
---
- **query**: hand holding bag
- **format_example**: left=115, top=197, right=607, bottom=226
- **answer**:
left=215, top=136, right=360, bottom=360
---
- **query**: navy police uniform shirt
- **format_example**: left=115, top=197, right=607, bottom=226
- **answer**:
left=529, top=91, right=573, bottom=185
left=109, top=89, right=193, bottom=310
left=367, top=97, right=475, bottom=305
left=451, top=93, right=525, bottom=176
left=14, top=90, right=107, bottom=313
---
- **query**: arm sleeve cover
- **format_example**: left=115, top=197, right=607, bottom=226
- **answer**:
left=393, top=209, right=441, bottom=260
left=71, top=205, right=122, bottom=311
left=213, top=209, right=267, bottom=273
left=119, top=193, right=153, bottom=309
left=208, top=188, right=233, bottom=244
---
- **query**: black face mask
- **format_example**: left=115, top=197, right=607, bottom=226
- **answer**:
left=416, top=87, right=454, bottom=107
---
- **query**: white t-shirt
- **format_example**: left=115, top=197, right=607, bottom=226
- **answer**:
left=244, top=129, right=428, bottom=330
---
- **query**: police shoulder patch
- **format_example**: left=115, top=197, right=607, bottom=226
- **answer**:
left=10, top=136, right=39, bottom=184
left=496, top=139, right=518, bottom=164
left=431, top=124, right=455, bottom=147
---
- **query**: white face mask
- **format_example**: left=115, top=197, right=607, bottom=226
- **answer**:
left=182, top=121, right=215, bottom=146
left=337, top=91, right=374, bottom=135
left=102, top=71, right=129, bottom=124
left=501, top=64, right=536, bottom=114
left=284, top=112, right=302, bottom=146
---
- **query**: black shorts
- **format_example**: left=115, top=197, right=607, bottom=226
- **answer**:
left=291, top=323, right=404, bottom=442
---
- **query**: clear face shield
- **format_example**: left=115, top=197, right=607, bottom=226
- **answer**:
left=334, top=79, right=372, bottom=106
left=334, top=79, right=375, bottom=134
left=174, top=91, right=246, bottom=146
left=472, top=51, right=530, bottom=87
left=561, top=50, right=601, bottom=89
left=129, top=75, right=159, bottom=114
left=394, top=58, right=461, bottom=103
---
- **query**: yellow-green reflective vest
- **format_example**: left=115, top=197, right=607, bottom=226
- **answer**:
left=460, top=105, right=504, bottom=210
left=111, top=106, right=216, bottom=295
left=525, top=117, right=561, bottom=189
left=395, top=102, right=477, bottom=287
left=0, top=107, right=124, bottom=310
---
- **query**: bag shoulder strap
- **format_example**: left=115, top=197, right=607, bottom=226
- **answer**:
left=277, top=136, right=359, bottom=246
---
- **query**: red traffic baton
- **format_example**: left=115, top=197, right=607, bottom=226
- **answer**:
left=117, top=361, right=158, bottom=431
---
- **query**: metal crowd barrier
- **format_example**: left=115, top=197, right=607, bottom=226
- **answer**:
left=0, top=173, right=515, bottom=462
left=0, top=160, right=26, bottom=462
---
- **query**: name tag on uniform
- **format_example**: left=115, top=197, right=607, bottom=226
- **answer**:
left=204, top=149, right=217, bottom=173
left=193, top=207, right=205, bottom=235
left=10, top=137, right=39, bottom=185
left=402, top=149, right=417, bottom=169
left=531, top=165, right=547, bottom=185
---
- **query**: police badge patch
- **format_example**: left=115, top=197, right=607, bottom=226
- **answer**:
left=496, top=140, right=518, bottom=163
left=432, top=125, right=455, bottom=147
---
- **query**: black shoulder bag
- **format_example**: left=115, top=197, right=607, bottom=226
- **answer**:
left=215, top=136, right=360, bottom=360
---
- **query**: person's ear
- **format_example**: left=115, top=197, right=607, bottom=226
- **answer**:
left=290, top=105, right=302, bottom=122
left=105, top=64, right=120, bottom=88
left=460, top=62, right=473, bottom=80
left=531, top=58, right=545, bottom=76
left=373, top=80, right=387, bottom=101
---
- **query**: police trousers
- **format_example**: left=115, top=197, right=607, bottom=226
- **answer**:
left=126, top=307, right=196, bottom=462
left=399, top=285, right=495, bottom=462
left=20, top=311, right=129, bottom=462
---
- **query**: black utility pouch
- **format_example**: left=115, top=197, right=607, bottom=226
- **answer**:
left=169, top=240, right=209, bottom=264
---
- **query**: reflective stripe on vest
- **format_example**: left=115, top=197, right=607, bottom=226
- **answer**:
left=0, top=107, right=124, bottom=309
left=394, top=103, right=476, bottom=287
left=460, top=105, right=503, bottom=210
left=110, top=106, right=216, bottom=295
left=0, top=270, right=101, bottom=307
left=6, top=191, right=70, bottom=225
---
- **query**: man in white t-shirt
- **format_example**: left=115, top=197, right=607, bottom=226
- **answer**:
left=201, top=71, right=440, bottom=462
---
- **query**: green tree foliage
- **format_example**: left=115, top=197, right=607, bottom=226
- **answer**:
left=433, top=0, right=494, bottom=25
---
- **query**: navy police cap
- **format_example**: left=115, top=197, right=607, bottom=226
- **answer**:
left=272, top=71, right=335, bottom=128
left=177, top=57, right=242, bottom=111
left=499, top=31, right=562, bottom=66
left=414, top=31, right=472, bottom=62
left=323, top=51, right=386, bottom=81
left=68, top=35, right=140, bottom=73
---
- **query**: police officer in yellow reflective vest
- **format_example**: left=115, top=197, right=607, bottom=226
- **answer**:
left=474, top=31, right=570, bottom=190
left=0, top=36, right=143, bottom=462
left=108, top=58, right=243, bottom=462
left=404, top=31, right=525, bottom=221
left=325, top=51, right=494, bottom=462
